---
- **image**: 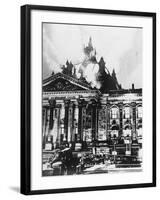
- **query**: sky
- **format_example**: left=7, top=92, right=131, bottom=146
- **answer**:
left=43, top=23, right=142, bottom=89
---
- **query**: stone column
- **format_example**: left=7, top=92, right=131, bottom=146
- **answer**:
left=82, top=102, right=87, bottom=141
left=42, top=107, right=46, bottom=138
left=45, top=107, right=50, bottom=136
left=67, top=107, right=72, bottom=143
left=118, top=102, right=123, bottom=137
left=78, top=99, right=84, bottom=142
left=131, top=102, right=137, bottom=139
left=64, top=99, right=70, bottom=143
left=96, top=101, right=101, bottom=141
left=70, top=102, right=75, bottom=143
left=74, top=103, right=79, bottom=142
left=43, top=107, right=50, bottom=150
left=42, top=106, right=48, bottom=149
left=106, top=103, right=110, bottom=139
left=56, top=104, right=61, bottom=148
left=42, top=107, right=45, bottom=127
left=91, top=99, right=97, bottom=142
left=48, top=99, right=56, bottom=149
left=60, top=103, right=65, bottom=143
left=48, top=99, right=56, bottom=131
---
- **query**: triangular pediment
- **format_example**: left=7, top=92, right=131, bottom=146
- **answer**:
left=43, top=73, right=93, bottom=92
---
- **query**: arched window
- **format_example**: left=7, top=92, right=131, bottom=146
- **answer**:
left=123, top=106, right=131, bottom=119
left=137, top=106, right=142, bottom=118
left=110, top=107, right=119, bottom=119
left=137, top=118, right=142, bottom=137
left=111, top=125, right=119, bottom=137
left=137, top=127, right=142, bottom=137
left=123, top=124, right=132, bottom=137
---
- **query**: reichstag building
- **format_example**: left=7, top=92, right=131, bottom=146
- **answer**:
left=42, top=38, right=142, bottom=175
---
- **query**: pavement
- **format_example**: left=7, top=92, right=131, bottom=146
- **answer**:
left=83, top=164, right=142, bottom=174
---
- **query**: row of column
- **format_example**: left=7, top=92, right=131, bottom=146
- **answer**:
left=42, top=98, right=100, bottom=149
left=42, top=99, right=140, bottom=149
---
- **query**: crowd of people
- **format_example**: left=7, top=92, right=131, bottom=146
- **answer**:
left=47, top=147, right=112, bottom=175
left=43, top=141, right=141, bottom=176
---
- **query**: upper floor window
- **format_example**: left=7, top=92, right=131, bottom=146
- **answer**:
left=110, top=107, right=119, bottom=119
left=123, top=106, right=131, bottom=119
left=137, top=106, right=142, bottom=118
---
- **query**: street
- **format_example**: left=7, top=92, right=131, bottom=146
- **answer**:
left=82, top=163, right=142, bottom=175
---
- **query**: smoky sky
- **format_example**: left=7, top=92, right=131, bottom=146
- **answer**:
left=43, top=23, right=142, bottom=89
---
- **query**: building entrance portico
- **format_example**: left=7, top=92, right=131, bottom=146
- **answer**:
left=42, top=73, right=104, bottom=150
left=43, top=97, right=102, bottom=151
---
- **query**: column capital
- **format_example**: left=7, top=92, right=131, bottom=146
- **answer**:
left=43, top=105, right=49, bottom=109
left=77, top=98, right=84, bottom=107
left=131, top=102, right=136, bottom=107
left=90, top=98, right=97, bottom=104
left=64, top=99, right=70, bottom=107
left=70, top=101, right=75, bottom=108
left=96, top=100, right=101, bottom=109
left=48, top=98, right=56, bottom=107
left=118, top=102, right=123, bottom=108
left=106, top=103, right=111, bottom=108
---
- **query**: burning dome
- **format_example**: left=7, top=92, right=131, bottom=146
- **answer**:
left=50, top=37, right=121, bottom=94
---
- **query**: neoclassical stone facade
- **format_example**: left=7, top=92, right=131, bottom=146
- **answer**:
left=42, top=72, right=142, bottom=157
left=42, top=37, right=142, bottom=159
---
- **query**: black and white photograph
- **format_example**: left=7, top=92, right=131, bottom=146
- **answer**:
left=42, top=23, right=143, bottom=176
left=0, top=0, right=159, bottom=199
left=20, top=5, right=156, bottom=194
